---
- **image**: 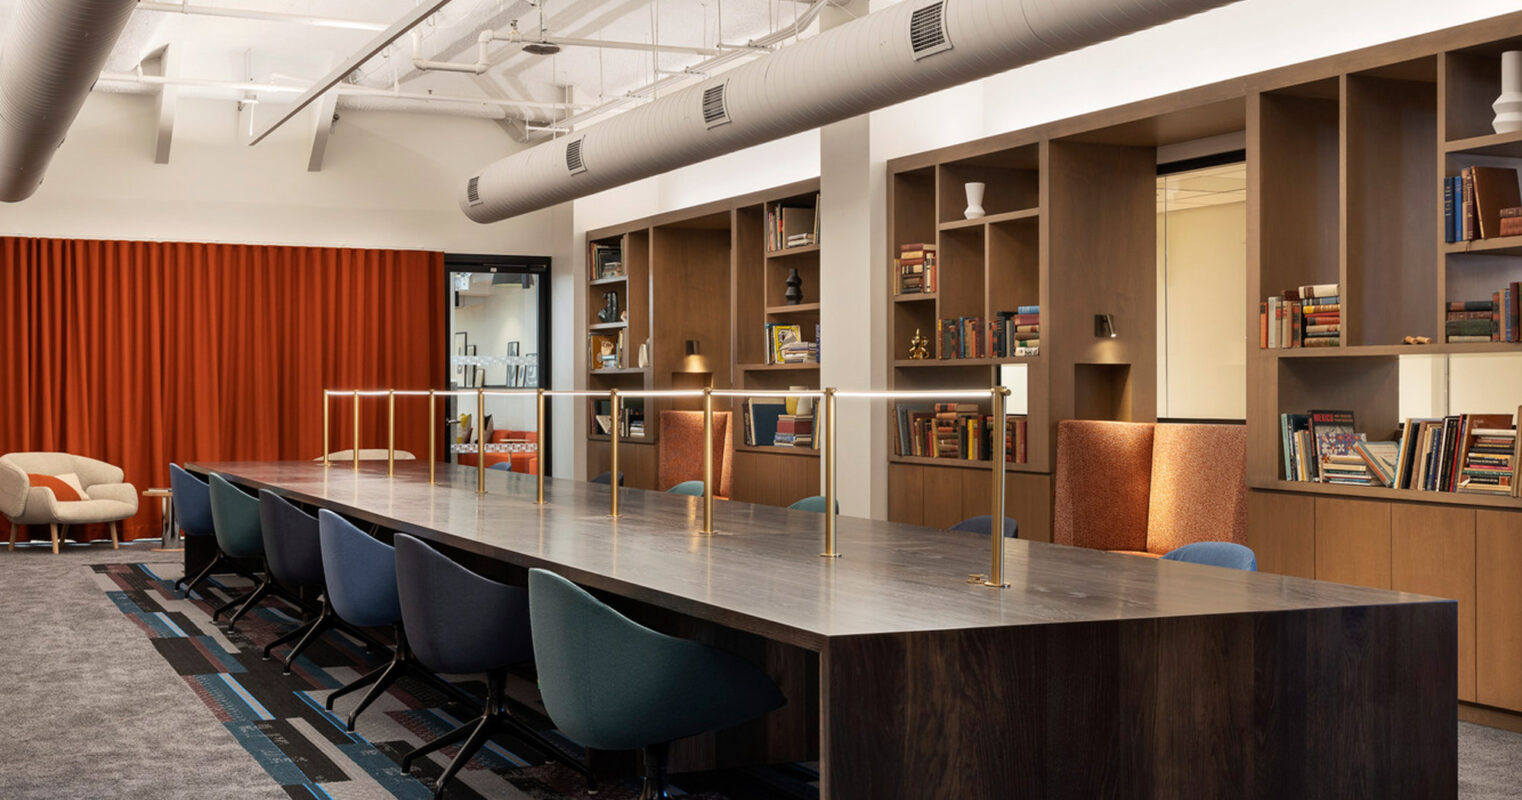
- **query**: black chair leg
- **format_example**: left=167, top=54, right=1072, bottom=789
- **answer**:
left=224, top=579, right=271, bottom=631
left=281, top=609, right=335, bottom=675
left=210, top=588, right=248, bottom=621
left=637, top=742, right=672, bottom=800
left=261, top=615, right=316, bottom=661
left=177, top=553, right=225, bottom=596
left=345, top=653, right=405, bottom=732
left=326, top=662, right=387, bottom=711
left=399, top=715, right=479, bottom=772
left=433, top=714, right=498, bottom=799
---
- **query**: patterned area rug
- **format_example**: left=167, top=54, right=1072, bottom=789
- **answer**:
left=90, top=563, right=819, bottom=800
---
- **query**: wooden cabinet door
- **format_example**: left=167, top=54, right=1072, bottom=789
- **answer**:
left=1392, top=505, right=1475, bottom=702
left=1314, top=497, right=1392, bottom=589
left=1477, top=509, right=1522, bottom=711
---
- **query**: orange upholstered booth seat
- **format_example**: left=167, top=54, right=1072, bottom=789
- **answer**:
left=657, top=410, right=734, bottom=498
left=456, top=430, right=538, bottom=475
left=1053, top=420, right=1246, bottom=556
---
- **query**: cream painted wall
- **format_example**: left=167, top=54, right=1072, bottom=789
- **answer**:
left=1156, top=202, right=1248, bottom=420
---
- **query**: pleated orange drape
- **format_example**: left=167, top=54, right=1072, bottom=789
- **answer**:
left=0, top=237, right=445, bottom=543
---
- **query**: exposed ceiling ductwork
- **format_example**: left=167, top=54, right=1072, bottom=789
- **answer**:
left=0, top=0, right=139, bottom=202
left=461, top=0, right=1242, bottom=223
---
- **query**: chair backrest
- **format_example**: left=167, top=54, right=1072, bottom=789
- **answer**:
left=1, top=452, right=122, bottom=488
left=787, top=495, right=838, bottom=513
left=313, top=449, right=417, bottom=462
left=656, top=410, right=734, bottom=497
left=1052, top=420, right=1154, bottom=552
left=950, top=515, right=1019, bottom=538
left=393, top=534, right=532, bottom=675
left=0, top=458, right=26, bottom=518
left=487, top=461, right=514, bottom=472
left=1146, top=423, right=1248, bottom=554
left=590, top=471, right=624, bottom=486
left=666, top=480, right=705, bottom=496
left=169, top=464, right=215, bottom=537
left=208, top=473, right=265, bottom=558
left=317, top=510, right=401, bottom=628
left=258, top=490, right=324, bottom=590
left=528, top=568, right=785, bottom=751
left=1160, top=541, right=1257, bottom=571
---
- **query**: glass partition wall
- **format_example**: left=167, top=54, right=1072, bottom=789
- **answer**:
left=445, top=254, right=552, bottom=474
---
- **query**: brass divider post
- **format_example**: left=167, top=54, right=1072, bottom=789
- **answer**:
left=352, top=389, right=361, bottom=471
left=427, top=391, right=437, bottom=485
left=701, top=387, right=716, bottom=534
left=821, top=387, right=839, bottom=558
left=535, top=388, right=547, bottom=504
left=476, top=388, right=486, bottom=494
left=984, top=387, right=1010, bottom=588
left=608, top=388, right=621, bottom=518
left=321, top=392, right=331, bottom=467
left=387, top=390, right=396, bottom=477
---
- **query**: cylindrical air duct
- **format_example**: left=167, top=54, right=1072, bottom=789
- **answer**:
left=461, top=0, right=1239, bottom=222
left=0, top=0, right=140, bottom=202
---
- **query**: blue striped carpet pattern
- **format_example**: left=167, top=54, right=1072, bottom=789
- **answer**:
left=91, top=563, right=819, bottom=800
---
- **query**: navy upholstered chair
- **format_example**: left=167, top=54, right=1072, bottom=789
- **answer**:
left=170, top=464, right=220, bottom=596
left=207, top=474, right=275, bottom=629
left=1160, top=541, right=1257, bottom=571
left=487, top=462, right=513, bottom=472
left=590, top=471, right=624, bottom=486
left=529, top=568, right=784, bottom=800
left=317, top=509, right=458, bottom=731
left=257, top=491, right=331, bottom=673
left=951, top=515, right=1020, bottom=539
left=394, top=535, right=592, bottom=797
left=787, top=495, right=838, bottom=513
left=666, top=480, right=705, bottom=496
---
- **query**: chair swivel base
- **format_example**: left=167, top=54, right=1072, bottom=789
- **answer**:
left=637, top=742, right=673, bottom=800
left=323, top=625, right=472, bottom=733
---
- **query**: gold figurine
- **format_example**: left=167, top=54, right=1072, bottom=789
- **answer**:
left=909, top=328, right=929, bottom=359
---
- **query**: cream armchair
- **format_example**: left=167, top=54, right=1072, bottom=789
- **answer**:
left=0, top=453, right=138, bottom=554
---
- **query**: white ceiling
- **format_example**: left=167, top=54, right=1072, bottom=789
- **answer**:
left=0, top=0, right=823, bottom=133
left=1157, top=162, right=1246, bottom=211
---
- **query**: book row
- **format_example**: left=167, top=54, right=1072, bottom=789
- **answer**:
left=763, top=323, right=821, bottom=365
left=894, top=403, right=1029, bottom=463
left=1445, top=289, right=1522, bottom=343
left=766, top=195, right=820, bottom=252
left=936, top=308, right=1041, bottom=359
left=741, top=397, right=819, bottom=449
left=1280, top=408, right=1519, bottom=497
left=1443, top=166, right=1521, bottom=242
left=895, top=242, right=937, bottom=295
left=1259, top=283, right=1340, bottom=349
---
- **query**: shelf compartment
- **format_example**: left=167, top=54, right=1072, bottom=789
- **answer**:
left=765, top=243, right=821, bottom=258
left=1444, top=129, right=1522, bottom=158
left=589, top=275, right=628, bottom=286
left=736, top=444, right=820, bottom=458
left=1257, top=88, right=1341, bottom=303
left=936, top=145, right=1040, bottom=225
left=1445, top=235, right=1522, bottom=257
left=894, top=292, right=937, bottom=303
left=738, top=362, right=820, bottom=372
left=589, top=321, right=628, bottom=331
left=765, top=302, right=821, bottom=315
left=1257, top=479, right=1520, bottom=509
left=938, top=207, right=1040, bottom=231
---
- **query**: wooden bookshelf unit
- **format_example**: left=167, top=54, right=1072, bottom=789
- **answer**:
left=584, top=180, right=822, bottom=505
left=887, top=12, right=1522, bottom=713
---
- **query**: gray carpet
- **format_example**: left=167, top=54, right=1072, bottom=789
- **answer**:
left=4, top=540, right=1522, bottom=798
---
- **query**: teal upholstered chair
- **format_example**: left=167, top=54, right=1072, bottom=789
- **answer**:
left=787, top=495, right=838, bottom=513
left=1160, top=541, right=1257, bottom=571
left=951, top=515, right=1019, bottom=538
left=207, top=473, right=274, bottom=630
left=528, top=568, right=784, bottom=799
left=666, top=480, right=705, bottom=496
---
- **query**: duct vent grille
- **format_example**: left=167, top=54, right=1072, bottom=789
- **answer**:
left=466, top=176, right=482, bottom=206
left=909, top=1, right=951, bottom=60
left=566, top=138, right=587, bottom=175
left=702, top=82, right=731, bottom=129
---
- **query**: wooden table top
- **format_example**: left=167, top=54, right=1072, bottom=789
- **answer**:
left=191, top=461, right=1445, bottom=650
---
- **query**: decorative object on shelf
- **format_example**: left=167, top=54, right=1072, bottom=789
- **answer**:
left=1402, top=336, right=1433, bottom=345
left=1094, top=314, right=1117, bottom=339
left=597, top=291, right=621, bottom=323
left=637, top=340, right=649, bottom=368
left=784, top=267, right=803, bottom=305
left=909, top=328, right=929, bottom=359
left=785, top=385, right=814, bottom=417
left=963, top=182, right=986, bottom=219
left=1494, top=51, right=1522, bottom=134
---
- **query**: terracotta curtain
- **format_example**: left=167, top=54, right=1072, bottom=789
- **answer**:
left=0, top=237, right=445, bottom=543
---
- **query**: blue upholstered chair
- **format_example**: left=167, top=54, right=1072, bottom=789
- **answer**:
left=590, top=471, right=624, bottom=486
left=257, top=491, right=332, bottom=673
left=207, top=474, right=275, bottom=629
left=1160, top=541, right=1257, bottom=571
left=951, top=515, right=1020, bottom=539
left=170, top=464, right=221, bottom=596
left=487, top=461, right=514, bottom=472
left=529, top=568, right=784, bottom=799
left=666, top=480, right=705, bottom=496
left=317, top=509, right=459, bottom=731
left=394, top=535, right=592, bottom=797
left=787, top=495, right=838, bottom=513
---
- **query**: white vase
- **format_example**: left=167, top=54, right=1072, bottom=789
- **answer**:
left=1493, top=51, right=1522, bottom=134
left=963, top=182, right=986, bottom=219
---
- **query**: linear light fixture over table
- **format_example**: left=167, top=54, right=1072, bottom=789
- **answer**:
left=459, top=0, right=1242, bottom=223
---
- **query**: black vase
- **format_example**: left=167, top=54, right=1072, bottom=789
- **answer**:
left=784, top=268, right=803, bottom=305
left=598, top=291, right=620, bottom=323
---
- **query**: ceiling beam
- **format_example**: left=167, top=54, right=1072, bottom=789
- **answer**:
left=147, top=45, right=179, bottom=164
left=247, top=0, right=455, bottom=146
left=306, top=84, right=340, bottom=172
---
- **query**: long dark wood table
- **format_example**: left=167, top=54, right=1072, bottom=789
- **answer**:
left=192, top=460, right=1456, bottom=799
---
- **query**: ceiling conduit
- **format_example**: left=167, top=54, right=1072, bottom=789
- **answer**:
left=0, top=0, right=140, bottom=202
left=461, top=0, right=1241, bottom=223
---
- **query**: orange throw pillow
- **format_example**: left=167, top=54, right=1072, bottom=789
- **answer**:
left=27, top=474, right=82, bottom=502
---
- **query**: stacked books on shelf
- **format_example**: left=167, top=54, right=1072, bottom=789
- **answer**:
left=1445, top=287, right=1521, bottom=343
left=936, top=308, right=1040, bottom=359
left=764, top=323, right=820, bottom=364
left=741, top=397, right=819, bottom=449
left=766, top=195, right=820, bottom=251
left=591, top=398, right=645, bottom=437
left=895, top=243, right=937, bottom=295
left=1444, top=166, right=1521, bottom=242
left=1280, top=410, right=1372, bottom=483
left=588, top=331, right=626, bottom=370
left=894, top=404, right=1028, bottom=463
left=590, top=242, right=624, bottom=279
left=773, top=414, right=814, bottom=448
left=1259, top=284, right=1339, bottom=348
left=1393, top=413, right=1518, bottom=496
